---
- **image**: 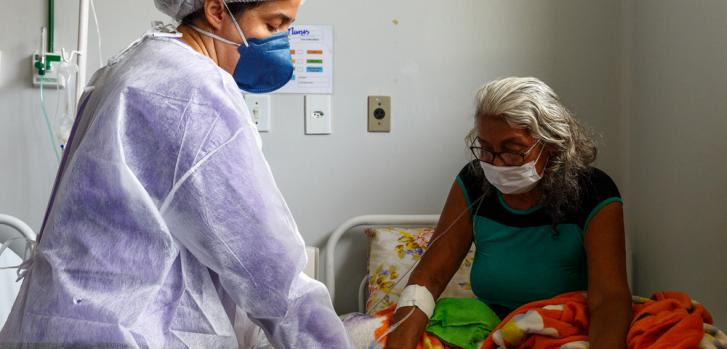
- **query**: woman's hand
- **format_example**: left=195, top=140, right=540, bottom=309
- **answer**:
left=383, top=306, right=429, bottom=349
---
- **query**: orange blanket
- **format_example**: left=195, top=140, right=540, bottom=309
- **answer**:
left=481, top=291, right=726, bottom=349
left=629, top=292, right=718, bottom=349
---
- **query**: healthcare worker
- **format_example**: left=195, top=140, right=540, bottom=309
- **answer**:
left=0, top=0, right=351, bottom=348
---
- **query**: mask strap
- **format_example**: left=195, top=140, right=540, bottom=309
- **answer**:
left=187, top=24, right=241, bottom=47
left=531, top=140, right=546, bottom=165
left=222, top=1, right=250, bottom=47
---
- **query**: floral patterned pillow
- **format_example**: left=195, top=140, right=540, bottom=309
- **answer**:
left=365, top=227, right=476, bottom=314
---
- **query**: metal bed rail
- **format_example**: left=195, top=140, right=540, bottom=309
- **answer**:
left=324, top=214, right=439, bottom=302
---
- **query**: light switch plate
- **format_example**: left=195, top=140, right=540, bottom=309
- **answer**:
left=243, top=94, right=271, bottom=132
left=303, top=246, right=319, bottom=280
left=368, top=96, right=391, bottom=132
left=305, top=95, right=332, bottom=135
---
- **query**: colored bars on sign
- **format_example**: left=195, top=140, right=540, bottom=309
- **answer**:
left=290, top=50, right=324, bottom=56
left=288, top=44, right=326, bottom=82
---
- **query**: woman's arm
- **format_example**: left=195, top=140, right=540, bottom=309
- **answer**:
left=584, top=202, right=632, bottom=349
left=384, top=181, right=475, bottom=349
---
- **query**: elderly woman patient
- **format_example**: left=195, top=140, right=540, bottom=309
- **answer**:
left=386, top=77, right=631, bottom=349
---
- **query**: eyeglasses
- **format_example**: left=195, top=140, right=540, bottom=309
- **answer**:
left=470, top=139, right=542, bottom=166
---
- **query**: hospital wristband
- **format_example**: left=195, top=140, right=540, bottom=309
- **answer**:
left=396, top=284, right=436, bottom=319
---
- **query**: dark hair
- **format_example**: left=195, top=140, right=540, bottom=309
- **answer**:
left=181, top=2, right=264, bottom=25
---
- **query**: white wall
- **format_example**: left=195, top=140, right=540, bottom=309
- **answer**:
left=627, top=0, right=727, bottom=328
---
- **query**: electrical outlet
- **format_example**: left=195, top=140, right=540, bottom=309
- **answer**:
left=305, top=95, right=332, bottom=135
left=368, top=96, right=391, bottom=132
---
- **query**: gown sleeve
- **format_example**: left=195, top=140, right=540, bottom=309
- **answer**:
left=158, top=83, right=351, bottom=348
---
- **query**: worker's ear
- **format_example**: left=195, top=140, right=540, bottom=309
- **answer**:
left=203, top=0, right=227, bottom=31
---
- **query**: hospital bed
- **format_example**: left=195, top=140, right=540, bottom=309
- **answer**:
left=324, top=214, right=637, bottom=348
left=324, top=214, right=634, bottom=315
left=325, top=214, right=440, bottom=314
left=325, top=213, right=727, bottom=349
left=0, top=214, right=37, bottom=329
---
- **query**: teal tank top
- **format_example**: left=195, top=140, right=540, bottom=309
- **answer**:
left=456, top=162, right=622, bottom=311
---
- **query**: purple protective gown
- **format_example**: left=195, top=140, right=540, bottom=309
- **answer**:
left=0, top=31, right=350, bottom=349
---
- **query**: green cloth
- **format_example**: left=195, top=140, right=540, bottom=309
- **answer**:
left=425, top=298, right=501, bottom=349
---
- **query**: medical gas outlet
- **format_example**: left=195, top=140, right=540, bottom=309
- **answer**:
left=32, top=52, right=65, bottom=88
left=368, top=96, right=391, bottom=132
left=32, top=26, right=65, bottom=89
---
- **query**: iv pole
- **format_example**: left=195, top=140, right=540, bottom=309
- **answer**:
left=75, top=0, right=90, bottom=103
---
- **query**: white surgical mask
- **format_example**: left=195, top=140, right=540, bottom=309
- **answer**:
left=480, top=146, right=545, bottom=195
